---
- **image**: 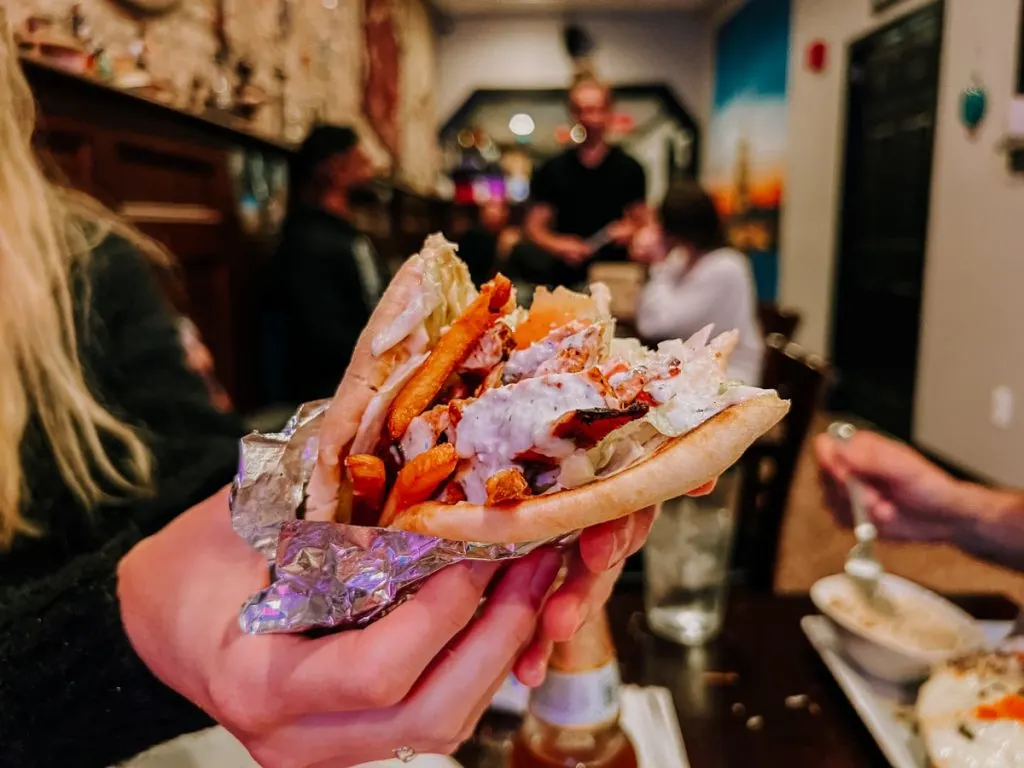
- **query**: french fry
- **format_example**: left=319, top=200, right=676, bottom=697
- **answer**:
left=344, top=454, right=387, bottom=525
left=551, top=404, right=649, bottom=448
left=379, top=443, right=459, bottom=526
left=478, top=362, right=506, bottom=394
left=485, top=467, right=532, bottom=505
left=387, top=274, right=513, bottom=441
left=435, top=479, right=467, bottom=504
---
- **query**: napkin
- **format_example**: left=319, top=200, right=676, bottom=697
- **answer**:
left=620, top=685, right=690, bottom=768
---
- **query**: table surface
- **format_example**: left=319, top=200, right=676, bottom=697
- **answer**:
left=461, top=585, right=1019, bottom=768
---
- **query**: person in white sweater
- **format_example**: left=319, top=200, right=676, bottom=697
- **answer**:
left=632, top=181, right=764, bottom=385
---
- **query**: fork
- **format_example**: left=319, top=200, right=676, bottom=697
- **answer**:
left=827, top=421, right=896, bottom=615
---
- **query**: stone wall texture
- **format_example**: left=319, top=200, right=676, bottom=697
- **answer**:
left=6, top=0, right=439, bottom=190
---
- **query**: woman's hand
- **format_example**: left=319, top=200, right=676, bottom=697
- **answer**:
left=118, top=488, right=562, bottom=767
left=514, top=480, right=717, bottom=685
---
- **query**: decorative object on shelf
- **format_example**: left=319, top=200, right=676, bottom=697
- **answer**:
left=960, top=75, right=988, bottom=133
left=70, top=4, right=93, bottom=50
left=110, top=0, right=184, bottom=16
left=94, top=48, right=114, bottom=81
left=114, top=22, right=153, bottom=90
left=232, top=59, right=267, bottom=122
left=205, top=0, right=234, bottom=113
left=16, top=15, right=91, bottom=74
left=112, top=22, right=174, bottom=103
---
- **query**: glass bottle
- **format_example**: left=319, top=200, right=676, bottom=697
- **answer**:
left=511, top=609, right=637, bottom=768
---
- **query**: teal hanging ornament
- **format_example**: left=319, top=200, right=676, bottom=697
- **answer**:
left=961, top=74, right=988, bottom=132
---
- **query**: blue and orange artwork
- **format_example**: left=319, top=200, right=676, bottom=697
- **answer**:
left=706, top=0, right=791, bottom=301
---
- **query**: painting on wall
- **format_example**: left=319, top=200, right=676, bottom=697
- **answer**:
left=705, top=0, right=790, bottom=301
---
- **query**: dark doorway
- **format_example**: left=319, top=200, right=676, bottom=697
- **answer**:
left=830, top=1, right=943, bottom=440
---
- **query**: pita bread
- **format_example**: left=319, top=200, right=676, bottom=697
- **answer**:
left=305, top=255, right=433, bottom=521
left=390, top=393, right=786, bottom=543
left=306, top=238, right=790, bottom=539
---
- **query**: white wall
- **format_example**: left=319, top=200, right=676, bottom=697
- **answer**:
left=435, top=12, right=714, bottom=128
left=781, top=0, right=1024, bottom=484
left=624, top=120, right=694, bottom=204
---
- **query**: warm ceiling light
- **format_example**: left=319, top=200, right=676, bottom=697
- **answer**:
left=508, top=113, right=536, bottom=137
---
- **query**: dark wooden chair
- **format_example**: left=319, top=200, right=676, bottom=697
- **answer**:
left=730, top=333, right=831, bottom=591
left=758, top=302, right=802, bottom=341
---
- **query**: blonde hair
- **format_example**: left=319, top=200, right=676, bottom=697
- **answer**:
left=0, top=15, right=172, bottom=548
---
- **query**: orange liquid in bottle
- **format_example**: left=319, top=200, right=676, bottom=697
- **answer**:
left=510, top=610, right=638, bottom=768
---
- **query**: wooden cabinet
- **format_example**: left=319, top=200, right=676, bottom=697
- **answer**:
left=25, top=58, right=292, bottom=412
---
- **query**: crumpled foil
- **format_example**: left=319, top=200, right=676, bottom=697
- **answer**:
left=230, top=402, right=574, bottom=634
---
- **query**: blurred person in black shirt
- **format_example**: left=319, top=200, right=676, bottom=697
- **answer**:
left=524, top=78, right=648, bottom=288
left=275, top=125, right=389, bottom=403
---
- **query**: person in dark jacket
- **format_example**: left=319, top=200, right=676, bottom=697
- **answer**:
left=0, top=234, right=244, bottom=768
left=275, top=124, right=390, bottom=403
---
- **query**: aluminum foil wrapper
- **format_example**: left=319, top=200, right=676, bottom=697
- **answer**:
left=230, top=402, right=575, bottom=634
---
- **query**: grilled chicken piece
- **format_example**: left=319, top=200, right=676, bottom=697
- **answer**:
left=460, top=323, right=516, bottom=375
left=485, top=467, right=532, bottom=504
left=550, top=403, right=650, bottom=449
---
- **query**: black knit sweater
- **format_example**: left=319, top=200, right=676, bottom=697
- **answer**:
left=0, top=238, right=244, bottom=768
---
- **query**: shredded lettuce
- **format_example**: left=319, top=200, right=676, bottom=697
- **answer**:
left=421, top=235, right=477, bottom=343
left=609, top=337, right=648, bottom=367
left=372, top=234, right=477, bottom=357
left=555, top=329, right=770, bottom=490
left=500, top=305, right=529, bottom=331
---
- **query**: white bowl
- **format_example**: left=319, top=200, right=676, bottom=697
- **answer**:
left=810, top=573, right=986, bottom=684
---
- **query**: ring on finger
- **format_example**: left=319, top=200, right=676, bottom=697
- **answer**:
left=393, top=746, right=417, bottom=763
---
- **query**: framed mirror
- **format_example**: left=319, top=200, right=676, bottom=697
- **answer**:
left=439, top=84, right=701, bottom=207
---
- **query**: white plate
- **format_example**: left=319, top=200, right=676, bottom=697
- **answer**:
left=802, top=615, right=1012, bottom=768
left=119, top=684, right=685, bottom=768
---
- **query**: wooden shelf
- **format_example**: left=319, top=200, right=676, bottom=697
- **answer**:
left=21, top=55, right=297, bottom=155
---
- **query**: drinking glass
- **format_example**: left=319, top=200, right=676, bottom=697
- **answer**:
left=644, top=496, right=733, bottom=646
